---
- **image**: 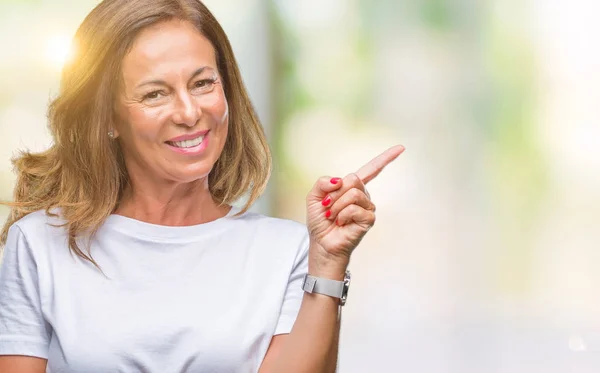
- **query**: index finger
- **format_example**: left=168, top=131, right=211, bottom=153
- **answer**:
left=355, top=144, right=405, bottom=184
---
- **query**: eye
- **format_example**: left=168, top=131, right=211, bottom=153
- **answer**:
left=143, top=90, right=165, bottom=100
left=193, top=78, right=216, bottom=89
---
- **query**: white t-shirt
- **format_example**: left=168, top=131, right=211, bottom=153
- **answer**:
left=0, top=206, right=309, bottom=373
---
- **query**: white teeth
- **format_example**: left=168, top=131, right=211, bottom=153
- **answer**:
left=171, top=135, right=204, bottom=148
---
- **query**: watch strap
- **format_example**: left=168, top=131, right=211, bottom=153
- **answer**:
left=302, top=270, right=351, bottom=306
left=302, top=275, right=345, bottom=298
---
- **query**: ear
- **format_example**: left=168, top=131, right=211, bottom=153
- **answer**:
left=110, top=108, right=122, bottom=139
left=108, top=127, right=120, bottom=139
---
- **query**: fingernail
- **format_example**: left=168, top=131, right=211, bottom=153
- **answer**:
left=330, top=177, right=341, bottom=184
left=325, top=210, right=331, bottom=218
left=321, top=195, right=331, bottom=206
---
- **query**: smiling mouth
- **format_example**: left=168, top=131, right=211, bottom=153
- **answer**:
left=166, top=134, right=206, bottom=148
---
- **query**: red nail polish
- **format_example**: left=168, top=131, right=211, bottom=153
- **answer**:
left=325, top=210, right=331, bottom=218
left=322, top=195, right=331, bottom=206
left=330, top=177, right=341, bottom=184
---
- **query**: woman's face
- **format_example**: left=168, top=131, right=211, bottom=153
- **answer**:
left=114, top=19, right=229, bottom=185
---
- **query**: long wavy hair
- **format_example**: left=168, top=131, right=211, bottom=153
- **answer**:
left=0, top=0, right=272, bottom=266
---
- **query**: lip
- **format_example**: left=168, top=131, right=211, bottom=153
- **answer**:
left=166, top=130, right=210, bottom=143
left=165, top=131, right=210, bottom=156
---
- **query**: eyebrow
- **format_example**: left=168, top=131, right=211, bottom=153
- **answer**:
left=135, top=66, right=213, bottom=89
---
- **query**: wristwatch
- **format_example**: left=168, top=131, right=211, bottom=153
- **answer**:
left=301, top=270, right=351, bottom=306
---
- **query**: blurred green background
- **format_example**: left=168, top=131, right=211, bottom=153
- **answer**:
left=1, top=0, right=600, bottom=371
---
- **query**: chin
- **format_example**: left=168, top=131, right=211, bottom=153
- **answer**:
left=167, top=163, right=215, bottom=184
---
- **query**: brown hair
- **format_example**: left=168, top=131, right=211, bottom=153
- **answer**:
left=0, top=0, right=271, bottom=266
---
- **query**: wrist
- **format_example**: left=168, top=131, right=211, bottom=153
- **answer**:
left=308, top=262, right=347, bottom=279
left=308, top=248, right=349, bottom=281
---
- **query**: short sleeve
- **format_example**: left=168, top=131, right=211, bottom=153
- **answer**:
left=273, top=230, right=309, bottom=335
left=0, top=224, right=50, bottom=358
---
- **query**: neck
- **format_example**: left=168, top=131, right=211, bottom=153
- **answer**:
left=115, top=176, right=230, bottom=226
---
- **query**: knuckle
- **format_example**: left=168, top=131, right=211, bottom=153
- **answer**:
left=355, top=174, right=366, bottom=188
left=347, top=173, right=361, bottom=185
left=334, top=189, right=347, bottom=201
left=328, top=190, right=340, bottom=202
left=350, top=188, right=362, bottom=200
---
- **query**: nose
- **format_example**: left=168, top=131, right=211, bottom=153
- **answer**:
left=171, top=91, right=201, bottom=127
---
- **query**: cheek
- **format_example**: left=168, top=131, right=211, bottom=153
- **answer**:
left=198, top=87, right=229, bottom=125
left=123, top=105, right=170, bottom=142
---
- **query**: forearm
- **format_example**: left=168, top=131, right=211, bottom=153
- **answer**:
left=271, top=247, right=347, bottom=373
left=326, top=307, right=342, bottom=372
left=271, top=293, right=341, bottom=373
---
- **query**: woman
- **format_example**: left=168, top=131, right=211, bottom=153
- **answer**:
left=0, top=0, right=403, bottom=372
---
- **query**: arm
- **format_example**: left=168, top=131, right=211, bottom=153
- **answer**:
left=259, top=276, right=343, bottom=373
left=0, top=356, right=47, bottom=373
left=270, top=270, right=343, bottom=373
left=0, top=225, right=50, bottom=369
left=261, top=146, right=404, bottom=373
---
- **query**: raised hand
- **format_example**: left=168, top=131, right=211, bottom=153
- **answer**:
left=306, top=145, right=405, bottom=278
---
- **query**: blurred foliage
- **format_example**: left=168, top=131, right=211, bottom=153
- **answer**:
left=269, top=0, right=378, bottom=207
left=482, top=5, right=548, bottom=297
left=267, top=1, right=306, bottom=195
left=270, top=0, right=550, bottom=299
left=419, top=0, right=453, bottom=31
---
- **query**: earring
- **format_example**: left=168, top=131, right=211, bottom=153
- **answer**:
left=108, top=130, right=115, bottom=139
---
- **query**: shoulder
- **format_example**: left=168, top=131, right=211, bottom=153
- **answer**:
left=231, top=209, right=310, bottom=259
left=234, top=209, right=308, bottom=241
left=11, top=208, right=66, bottom=237
left=6, top=209, right=67, bottom=259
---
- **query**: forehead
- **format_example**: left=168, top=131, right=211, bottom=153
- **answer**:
left=121, top=19, right=217, bottom=80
